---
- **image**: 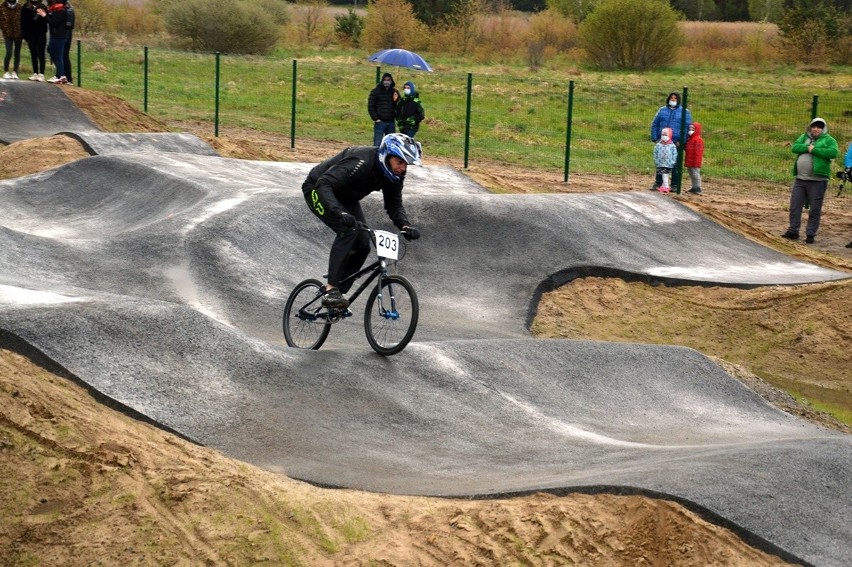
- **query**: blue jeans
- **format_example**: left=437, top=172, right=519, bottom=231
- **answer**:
left=373, top=120, right=395, bottom=146
left=48, top=37, right=68, bottom=79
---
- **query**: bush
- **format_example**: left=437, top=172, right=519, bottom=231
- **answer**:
left=433, top=0, right=483, bottom=56
left=547, top=0, right=600, bottom=22
left=293, top=0, right=331, bottom=45
left=579, top=0, right=682, bottom=70
left=162, top=0, right=280, bottom=55
left=335, top=8, right=365, bottom=47
left=72, top=0, right=109, bottom=35
left=778, top=2, right=851, bottom=65
left=361, top=0, right=428, bottom=51
left=477, top=3, right=529, bottom=60
left=104, top=3, right=163, bottom=37
left=528, top=8, right=578, bottom=53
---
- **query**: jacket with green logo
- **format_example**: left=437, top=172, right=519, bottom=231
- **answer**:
left=396, top=81, right=425, bottom=135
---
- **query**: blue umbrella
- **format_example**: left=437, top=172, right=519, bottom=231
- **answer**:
left=368, top=48, right=433, bottom=72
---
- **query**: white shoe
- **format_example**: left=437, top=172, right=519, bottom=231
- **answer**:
left=29, top=73, right=39, bottom=81
left=10, top=71, right=18, bottom=79
left=2, top=72, right=11, bottom=79
left=37, top=73, right=45, bottom=82
left=47, top=76, right=60, bottom=83
left=57, top=76, right=68, bottom=84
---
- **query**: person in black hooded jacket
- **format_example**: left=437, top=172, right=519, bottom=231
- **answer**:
left=368, top=72, right=399, bottom=146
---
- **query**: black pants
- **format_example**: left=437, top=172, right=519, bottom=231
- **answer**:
left=26, top=35, right=46, bottom=75
left=303, top=188, right=370, bottom=293
left=3, top=38, right=22, bottom=73
left=63, top=32, right=73, bottom=83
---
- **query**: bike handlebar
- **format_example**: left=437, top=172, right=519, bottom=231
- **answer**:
left=356, top=222, right=416, bottom=239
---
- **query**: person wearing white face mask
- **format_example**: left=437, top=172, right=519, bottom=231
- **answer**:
left=653, top=127, right=677, bottom=193
left=396, top=80, right=424, bottom=138
left=649, top=91, right=692, bottom=190
left=0, top=0, right=24, bottom=79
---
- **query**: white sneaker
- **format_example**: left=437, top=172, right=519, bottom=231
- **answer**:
left=2, top=72, right=11, bottom=79
left=10, top=71, right=18, bottom=79
left=47, top=76, right=60, bottom=83
left=57, top=76, right=68, bottom=84
left=29, top=73, right=39, bottom=81
left=37, top=73, right=45, bottom=82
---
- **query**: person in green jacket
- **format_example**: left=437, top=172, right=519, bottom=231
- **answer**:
left=781, top=117, right=838, bottom=244
left=396, top=81, right=424, bottom=138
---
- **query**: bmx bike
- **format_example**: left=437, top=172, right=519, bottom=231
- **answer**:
left=282, top=224, right=419, bottom=356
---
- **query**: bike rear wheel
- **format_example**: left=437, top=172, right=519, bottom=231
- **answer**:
left=283, top=279, right=332, bottom=350
left=364, top=275, right=418, bottom=356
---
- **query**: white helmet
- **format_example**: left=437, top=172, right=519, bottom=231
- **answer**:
left=378, top=133, right=422, bottom=182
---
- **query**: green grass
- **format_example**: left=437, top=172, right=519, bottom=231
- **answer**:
left=75, top=44, right=852, bottom=195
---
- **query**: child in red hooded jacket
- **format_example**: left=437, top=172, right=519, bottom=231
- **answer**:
left=684, top=122, right=704, bottom=194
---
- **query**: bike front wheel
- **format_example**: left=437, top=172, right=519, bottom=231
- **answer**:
left=364, top=275, right=419, bottom=356
left=283, top=278, right=332, bottom=350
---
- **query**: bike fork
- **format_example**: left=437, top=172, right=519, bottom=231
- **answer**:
left=376, top=264, right=400, bottom=320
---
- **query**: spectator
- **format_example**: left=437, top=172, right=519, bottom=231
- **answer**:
left=650, top=92, right=692, bottom=190
left=396, top=80, right=424, bottom=138
left=684, top=122, right=704, bottom=195
left=21, top=0, right=46, bottom=81
left=368, top=72, right=398, bottom=146
left=60, top=0, right=72, bottom=83
left=0, top=0, right=23, bottom=79
left=781, top=117, right=838, bottom=244
left=44, top=0, right=68, bottom=84
left=653, top=127, right=677, bottom=193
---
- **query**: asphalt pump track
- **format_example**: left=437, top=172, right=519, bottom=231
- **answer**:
left=1, top=78, right=850, bottom=566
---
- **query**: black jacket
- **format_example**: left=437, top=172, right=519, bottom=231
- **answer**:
left=302, top=146, right=409, bottom=229
left=367, top=73, right=398, bottom=122
left=46, top=2, right=68, bottom=39
left=21, top=3, right=47, bottom=40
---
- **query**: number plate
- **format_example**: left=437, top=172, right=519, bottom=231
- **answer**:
left=374, top=230, right=399, bottom=260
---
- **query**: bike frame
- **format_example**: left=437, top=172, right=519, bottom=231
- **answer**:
left=297, top=230, right=396, bottom=319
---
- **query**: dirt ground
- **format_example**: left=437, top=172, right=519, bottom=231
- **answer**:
left=1, top=86, right=850, bottom=566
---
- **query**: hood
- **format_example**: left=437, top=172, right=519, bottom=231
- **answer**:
left=379, top=73, right=395, bottom=88
left=403, top=81, right=416, bottom=95
left=666, top=92, right=680, bottom=107
left=689, top=122, right=702, bottom=137
left=660, top=127, right=674, bottom=144
left=807, top=117, right=828, bottom=135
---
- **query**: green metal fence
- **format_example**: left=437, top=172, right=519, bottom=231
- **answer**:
left=74, top=44, right=852, bottom=209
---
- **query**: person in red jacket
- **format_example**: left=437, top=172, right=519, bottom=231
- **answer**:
left=684, top=122, right=704, bottom=195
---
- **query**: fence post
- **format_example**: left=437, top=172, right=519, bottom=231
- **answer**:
left=214, top=52, right=221, bottom=137
left=291, top=59, right=297, bottom=148
left=563, top=80, right=574, bottom=183
left=75, top=39, right=81, bottom=87
left=375, top=66, right=381, bottom=84
left=811, top=94, right=819, bottom=119
left=464, top=73, right=472, bottom=169
left=143, top=46, right=148, bottom=113
left=673, top=86, right=689, bottom=193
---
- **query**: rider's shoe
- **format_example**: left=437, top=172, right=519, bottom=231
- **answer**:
left=321, top=287, right=350, bottom=309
